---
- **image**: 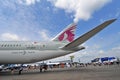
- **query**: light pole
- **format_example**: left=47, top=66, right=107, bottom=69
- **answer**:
left=70, top=55, right=74, bottom=62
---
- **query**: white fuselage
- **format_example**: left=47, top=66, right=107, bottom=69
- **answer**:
left=0, top=41, right=74, bottom=64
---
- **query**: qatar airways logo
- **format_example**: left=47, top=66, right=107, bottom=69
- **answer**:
left=58, top=25, right=76, bottom=42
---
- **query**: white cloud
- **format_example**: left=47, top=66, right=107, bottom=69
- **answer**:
left=38, top=29, right=52, bottom=41
left=112, top=46, right=120, bottom=51
left=18, top=0, right=40, bottom=5
left=0, top=33, right=28, bottom=41
left=48, top=0, right=112, bottom=23
left=99, top=50, right=105, bottom=54
left=106, top=46, right=120, bottom=57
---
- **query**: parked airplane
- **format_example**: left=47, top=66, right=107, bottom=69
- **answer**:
left=0, top=19, right=116, bottom=64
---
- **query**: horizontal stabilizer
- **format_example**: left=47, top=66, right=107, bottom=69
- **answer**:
left=62, top=19, right=116, bottom=49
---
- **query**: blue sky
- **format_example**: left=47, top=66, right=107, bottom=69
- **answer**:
left=0, top=0, right=120, bottom=62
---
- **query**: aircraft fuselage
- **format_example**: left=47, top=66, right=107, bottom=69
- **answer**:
left=0, top=41, right=73, bottom=64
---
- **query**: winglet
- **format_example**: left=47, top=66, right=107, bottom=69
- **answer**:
left=62, top=18, right=117, bottom=50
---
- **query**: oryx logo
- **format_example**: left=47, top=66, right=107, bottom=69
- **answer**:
left=58, top=25, right=76, bottom=42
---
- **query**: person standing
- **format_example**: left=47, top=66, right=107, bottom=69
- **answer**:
left=19, top=67, right=23, bottom=75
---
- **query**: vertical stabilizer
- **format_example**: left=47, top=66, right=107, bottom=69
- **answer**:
left=52, top=23, right=77, bottom=43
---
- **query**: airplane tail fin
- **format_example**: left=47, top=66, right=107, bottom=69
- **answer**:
left=52, top=23, right=77, bottom=43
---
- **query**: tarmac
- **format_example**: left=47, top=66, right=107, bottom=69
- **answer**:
left=0, top=64, right=120, bottom=80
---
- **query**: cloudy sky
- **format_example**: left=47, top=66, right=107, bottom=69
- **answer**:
left=0, top=0, right=120, bottom=63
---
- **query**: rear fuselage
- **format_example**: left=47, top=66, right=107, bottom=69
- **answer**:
left=0, top=41, right=73, bottom=64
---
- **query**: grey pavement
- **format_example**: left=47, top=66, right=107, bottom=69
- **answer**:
left=0, top=65, right=120, bottom=80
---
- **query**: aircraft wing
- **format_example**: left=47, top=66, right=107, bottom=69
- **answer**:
left=62, top=19, right=116, bottom=50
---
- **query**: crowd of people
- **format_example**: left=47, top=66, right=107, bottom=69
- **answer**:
left=7, top=60, right=120, bottom=75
